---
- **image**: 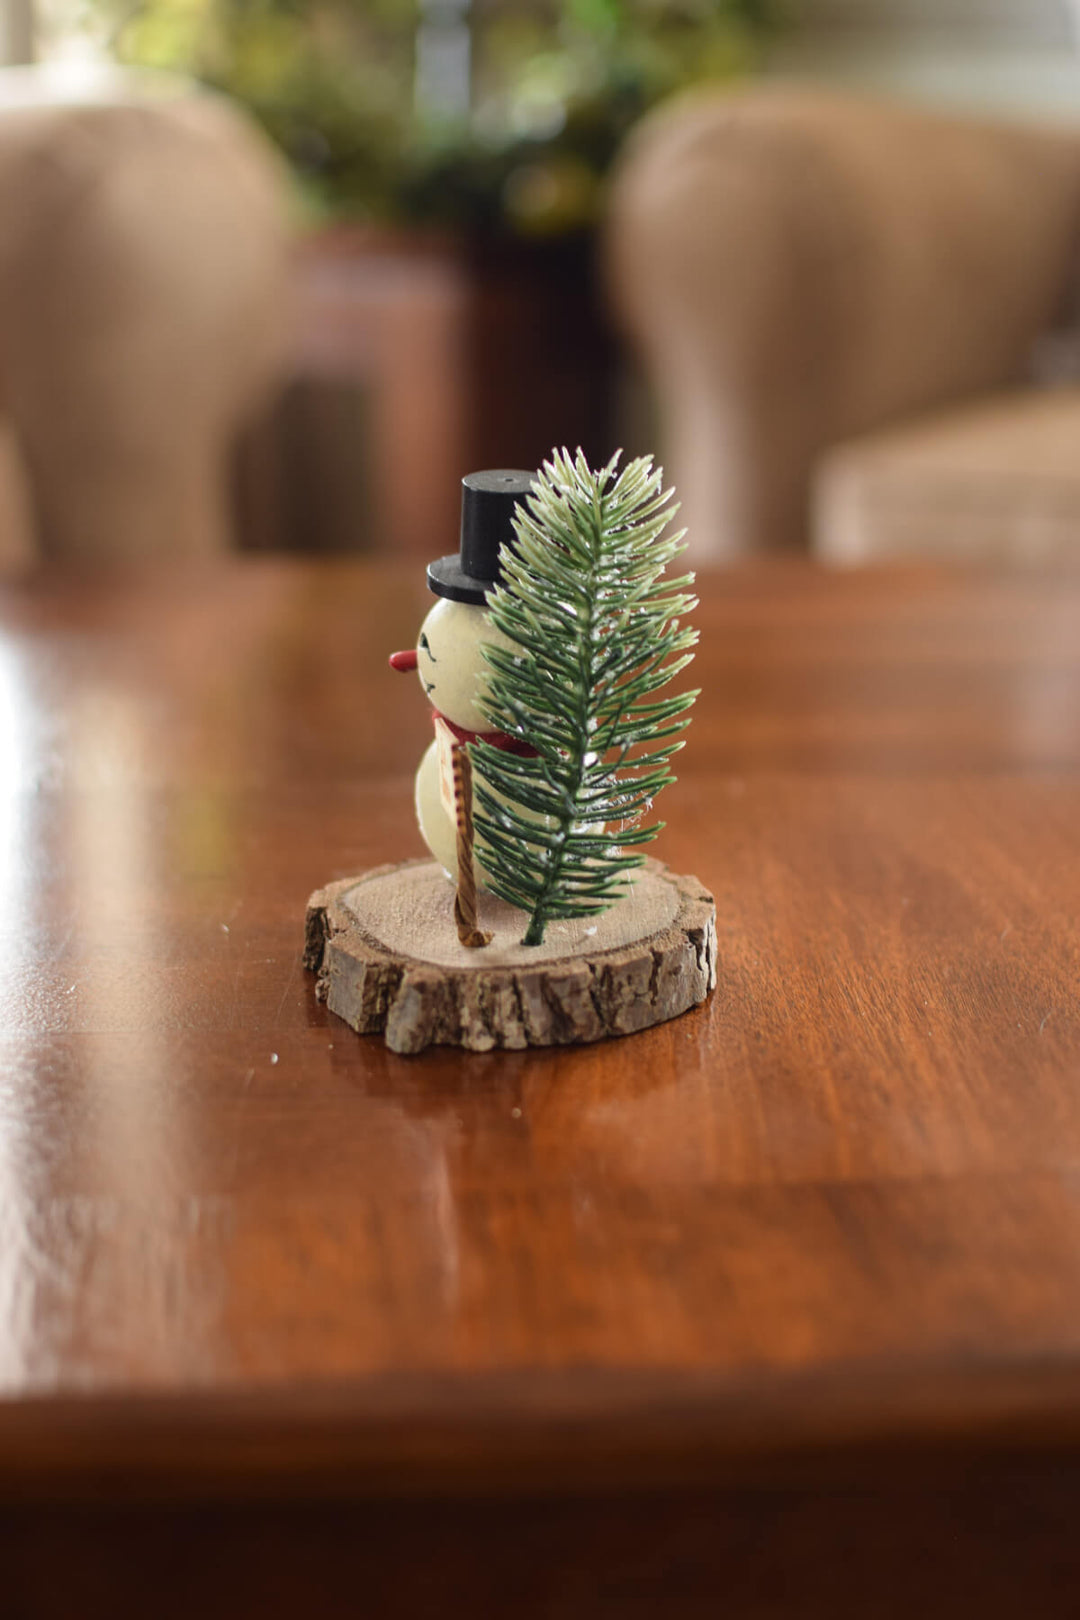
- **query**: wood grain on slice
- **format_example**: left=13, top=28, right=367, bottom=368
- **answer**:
left=305, top=858, right=717, bottom=1053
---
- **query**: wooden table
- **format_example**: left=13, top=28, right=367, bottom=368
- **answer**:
left=2, top=559, right=1079, bottom=1617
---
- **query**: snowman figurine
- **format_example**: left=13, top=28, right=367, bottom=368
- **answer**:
left=390, top=470, right=536, bottom=946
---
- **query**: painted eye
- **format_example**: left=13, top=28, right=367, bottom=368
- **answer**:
left=419, top=632, right=436, bottom=661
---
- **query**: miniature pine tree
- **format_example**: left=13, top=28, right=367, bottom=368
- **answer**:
left=470, top=448, right=699, bottom=948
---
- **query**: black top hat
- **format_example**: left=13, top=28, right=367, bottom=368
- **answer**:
left=427, top=469, right=536, bottom=605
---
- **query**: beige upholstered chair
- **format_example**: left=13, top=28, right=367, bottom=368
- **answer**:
left=605, top=86, right=1080, bottom=562
left=0, top=68, right=290, bottom=572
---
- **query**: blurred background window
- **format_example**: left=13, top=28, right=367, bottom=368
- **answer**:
left=3, top=0, right=1080, bottom=570
left=11, top=1, right=776, bottom=231
left=13, top=1, right=1080, bottom=213
left=4, top=1, right=779, bottom=561
left=770, top=0, right=1080, bottom=118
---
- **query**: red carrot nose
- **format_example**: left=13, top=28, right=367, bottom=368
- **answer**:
left=389, top=648, right=418, bottom=672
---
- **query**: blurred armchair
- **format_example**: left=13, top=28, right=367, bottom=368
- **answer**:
left=0, top=69, right=290, bottom=573
left=606, top=87, right=1080, bottom=562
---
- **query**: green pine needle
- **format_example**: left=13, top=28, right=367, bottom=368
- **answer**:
left=470, top=447, right=699, bottom=948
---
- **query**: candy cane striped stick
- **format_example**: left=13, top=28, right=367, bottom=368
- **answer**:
left=452, top=745, right=492, bottom=949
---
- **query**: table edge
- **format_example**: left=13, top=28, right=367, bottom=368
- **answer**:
left=3, top=1356, right=1080, bottom=1503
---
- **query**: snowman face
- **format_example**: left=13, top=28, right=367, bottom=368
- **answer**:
left=416, top=596, right=511, bottom=733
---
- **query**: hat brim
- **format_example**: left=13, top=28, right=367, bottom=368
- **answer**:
left=427, top=554, right=496, bottom=606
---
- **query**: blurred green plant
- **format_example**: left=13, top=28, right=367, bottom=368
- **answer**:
left=87, top=0, right=778, bottom=233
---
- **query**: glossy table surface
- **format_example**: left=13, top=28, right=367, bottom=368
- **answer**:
left=2, top=557, right=1079, bottom=1501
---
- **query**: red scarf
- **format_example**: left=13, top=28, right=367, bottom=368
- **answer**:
left=434, top=711, right=538, bottom=758
left=390, top=651, right=538, bottom=757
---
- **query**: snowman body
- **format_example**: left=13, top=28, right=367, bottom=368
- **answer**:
left=411, top=596, right=515, bottom=882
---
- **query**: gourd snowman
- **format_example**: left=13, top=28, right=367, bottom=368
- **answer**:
left=390, top=470, right=535, bottom=937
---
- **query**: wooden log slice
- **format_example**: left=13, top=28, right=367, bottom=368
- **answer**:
left=304, top=858, right=716, bottom=1055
